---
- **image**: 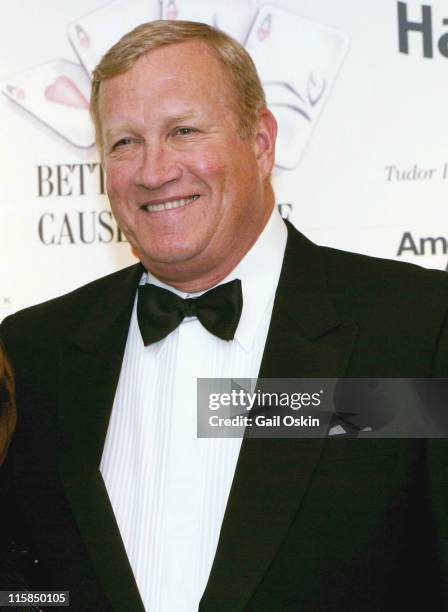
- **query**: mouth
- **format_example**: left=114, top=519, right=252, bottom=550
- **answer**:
left=141, top=194, right=200, bottom=212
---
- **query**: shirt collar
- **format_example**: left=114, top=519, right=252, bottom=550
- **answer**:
left=142, top=207, right=287, bottom=351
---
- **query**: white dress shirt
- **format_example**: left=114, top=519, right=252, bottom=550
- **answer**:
left=100, top=208, right=287, bottom=612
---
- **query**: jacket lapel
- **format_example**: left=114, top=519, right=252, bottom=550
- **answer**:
left=200, top=223, right=359, bottom=611
left=57, top=263, right=146, bottom=612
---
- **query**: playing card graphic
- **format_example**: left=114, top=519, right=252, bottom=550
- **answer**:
left=246, top=5, right=349, bottom=169
left=45, top=76, right=89, bottom=109
left=257, top=13, right=272, bottom=42
left=166, top=0, right=179, bottom=20
left=3, top=1, right=349, bottom=163
left=74, top=24, right=91, bottom=49
left=68, top=0, right=161, bottom=76
left=4, top=85, right=25, bottom=100
left=2, top=59, right=94, bottom=148
left=160, top=0, right=257, bottom=43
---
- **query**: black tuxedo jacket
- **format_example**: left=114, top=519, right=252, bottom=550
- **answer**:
left=2, top=222, right=448, bottom=611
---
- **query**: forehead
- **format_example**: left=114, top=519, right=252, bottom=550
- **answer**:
left=99, top=40, right=235, bottom=112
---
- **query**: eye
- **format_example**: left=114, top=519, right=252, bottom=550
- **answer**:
left=112, top=137, right=132, bottom=149
left=174, top=127, right=197, bottom=136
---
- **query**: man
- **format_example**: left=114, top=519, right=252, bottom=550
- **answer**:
left=1, top=20, right=448, bottom=612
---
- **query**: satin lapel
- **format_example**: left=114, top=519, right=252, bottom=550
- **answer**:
left=200, top=224, right=359, bottom=611
left=57, top=263, right=146, bottom=612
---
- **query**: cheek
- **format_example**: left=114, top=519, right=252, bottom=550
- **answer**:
left=186, top=148, right=228, bottom=185
left=105, top=165, right=134, bottom=211
left=105, top=157, right=136, bottom=189
left=104, top=174, right=134, bottom=234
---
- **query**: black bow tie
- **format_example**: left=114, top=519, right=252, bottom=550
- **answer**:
left=137, top=279, right=243, bottom=346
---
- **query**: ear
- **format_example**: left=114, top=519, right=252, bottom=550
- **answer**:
left=253, top=108, right=277, bottom=180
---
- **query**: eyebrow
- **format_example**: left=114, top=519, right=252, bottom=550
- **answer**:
left=103, top=111, right=201, bottom=141
left=166, top=111, right=199, bottom=124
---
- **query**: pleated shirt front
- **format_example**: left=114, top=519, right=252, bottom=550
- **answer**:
left=100, top=209, right=287, bottom=612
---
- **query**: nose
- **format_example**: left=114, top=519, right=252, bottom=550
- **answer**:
left=136, top=141, right=182, bottom=190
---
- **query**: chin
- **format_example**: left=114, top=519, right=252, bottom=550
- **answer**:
left=138, top=241, right=201, bottom=267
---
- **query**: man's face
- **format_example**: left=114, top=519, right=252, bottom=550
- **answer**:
left=99, top=40, right=276, bottom=289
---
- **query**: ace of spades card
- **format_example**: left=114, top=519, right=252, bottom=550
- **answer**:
left=246, top=4, right=349, bottom=170
left=2, top=59, right=94, bottom=148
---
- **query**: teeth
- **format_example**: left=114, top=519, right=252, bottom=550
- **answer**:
left=144, top=195, right=199, bottom=212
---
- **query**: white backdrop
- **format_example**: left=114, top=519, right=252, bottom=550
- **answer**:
left=1, top=0, right=447, bottom=321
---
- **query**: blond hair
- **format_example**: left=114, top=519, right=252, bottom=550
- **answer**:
left=90, top=20, right=266, bottom=152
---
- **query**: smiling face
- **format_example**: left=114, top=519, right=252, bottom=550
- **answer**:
left=99, top=40, right=276, bottom=291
